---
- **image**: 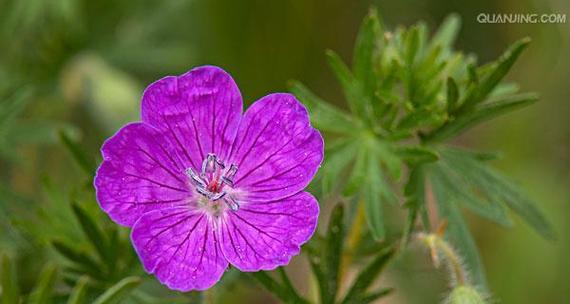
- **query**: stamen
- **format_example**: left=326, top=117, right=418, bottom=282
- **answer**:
left=215, top=157, right=226, bottom=169
left=223, top=196, right=240, bottom=211
left=210, top=192, right=226, bottom=201
left=187, top=153, right=241, bottom=213
left=222, top=164, right=238, bottom=187
left=186, top=168, right=206, bottom=188
left=202, top=153, right=217, bottom=176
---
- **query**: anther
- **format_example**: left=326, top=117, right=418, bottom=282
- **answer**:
left=210, top=192, right=226, bottom=201
left=202, top=153, right=217, bottom=176
left=222, top=164, right=238, bottom=187
left=186, top=168, right=206, bottom=188
left=223, top=196, right=240, bottom=211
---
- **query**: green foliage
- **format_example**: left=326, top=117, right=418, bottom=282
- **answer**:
left=292, top=6, right=553, bottom=301
left=28, top=263, right=58, bottom=304
left=1, top=255, right=20, bottom=304
left=311, top=204, right=345, bottom=303
left=340, top=247, right=395, bottom=304
left=92, top=277, right=142, bottom=304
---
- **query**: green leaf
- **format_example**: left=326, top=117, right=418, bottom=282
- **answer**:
left=326, top=50, right=368, bottom=120
left=92, top=277, right=141, bottom=304
left=363, top=151, right=385, bottom=240
left=0, top=87, right=32, bottom=129
left=402, top=166, right=427, bottom=245
left=404, top=26, right=420, bottom=66
left=276, top=268, right=307, bottom=304
left=442, top=148, right=555, bottom=239
left=433, top=163, right=512, bottom=227
left=67, top=276, right=89, bottom=304
left=320, top=204, right=345, bottom=304
left=250, top=272, right=290, bottom=303
left=353, top=7, right=382, bottom=99
left=321, top=139, right=359, bottom=195
left=289, top=81, right=359, bottom=134
left=395, top=146, right=439, bottom=165
left=426, top=93, right=538, bottom=143
left=358, top=288, right=394, bottom=303
left=429, top=13, right=461, bottom=52
left=467, top=63, right=479, bottom=85
left=446, top=77, right=459, bottom=112
left=341, top=246, right=395, bottom=304
left=51, top=240, right=103, bottom=279
left=28, top=263, right=58, bottom=304
left=1, top=255, right=20, bottom=304
left=59, top=131, right=97, bottom=177
left=431, top=175, right=488, bottom=292
left=458, top=37, right=530, bottom=112
left=71, top=203, right=110, bottom=264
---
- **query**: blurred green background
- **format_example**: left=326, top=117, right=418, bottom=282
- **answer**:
left=0, top=0, right=568, bottom=303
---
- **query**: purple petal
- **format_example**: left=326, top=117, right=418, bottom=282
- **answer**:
left=131, top=208, right=228, bottom=291
left=141, top=66, right=242, bottom=170
left=219, top=192, right=319, bottom=271
left=228, top=93, right=324, bottom=201
left=95, top=123, right=191, bottom=226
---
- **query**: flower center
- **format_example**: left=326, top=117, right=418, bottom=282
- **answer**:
left=186, top=153, right=240, bottom=212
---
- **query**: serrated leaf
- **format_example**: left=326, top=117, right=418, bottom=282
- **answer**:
left=71, top=203, right=110, bottom=264
left=1, top=255, right=20, bottom=304
left=353, top=7, right=382, bottom=99
left=426, top=93, right=538, bottom=143
left=458, top=37, right=530, bottom=112
left=289, top=81, right=359, bottom=134
left=433, top=161, right=512, bottom=227
left=341, top=246, right=395, bottom=304
left=431, top=176, right=488, bottom=292
left=67, top=276, right=89, bottom=304
left=92, top=277, right=141, bottom=304
left=28, top=263, right=58, bottom=304
left=442, top=148, right=555, bottom=239
left=395, top=146, right=439, bottom=165
left=326, top=50, right=369, bottom=121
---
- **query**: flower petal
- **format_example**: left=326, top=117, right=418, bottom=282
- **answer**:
left=228, top=93, right=323, bottom=201
left=219, top=192, right=319, bottom=271
left=131, top=208, right=228, bottom=291
left=95, top=123, right=191, bottom=226
left=141, top=66, right=242, bottom=170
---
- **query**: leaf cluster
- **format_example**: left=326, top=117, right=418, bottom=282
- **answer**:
left=292, top=7, right=554, bottom=295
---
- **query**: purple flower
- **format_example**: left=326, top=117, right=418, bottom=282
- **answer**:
left=94, top=66, right=323, bottom=291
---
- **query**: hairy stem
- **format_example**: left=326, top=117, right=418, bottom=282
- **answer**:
left=417, top=232, right=467, bottom=286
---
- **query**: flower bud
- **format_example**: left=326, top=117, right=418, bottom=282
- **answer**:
left=446, top=285, right=486, bottom=304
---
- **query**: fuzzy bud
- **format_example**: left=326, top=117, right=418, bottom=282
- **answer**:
left=446, top=285, right=486, bottom=304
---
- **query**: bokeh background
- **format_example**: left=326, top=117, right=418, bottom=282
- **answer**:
left=0, top=0, right=568, bottom=303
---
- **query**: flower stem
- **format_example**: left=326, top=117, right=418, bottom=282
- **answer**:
left=341, top=201, right=365, bottom=278
left=416, top=232, right=467, bottom=286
